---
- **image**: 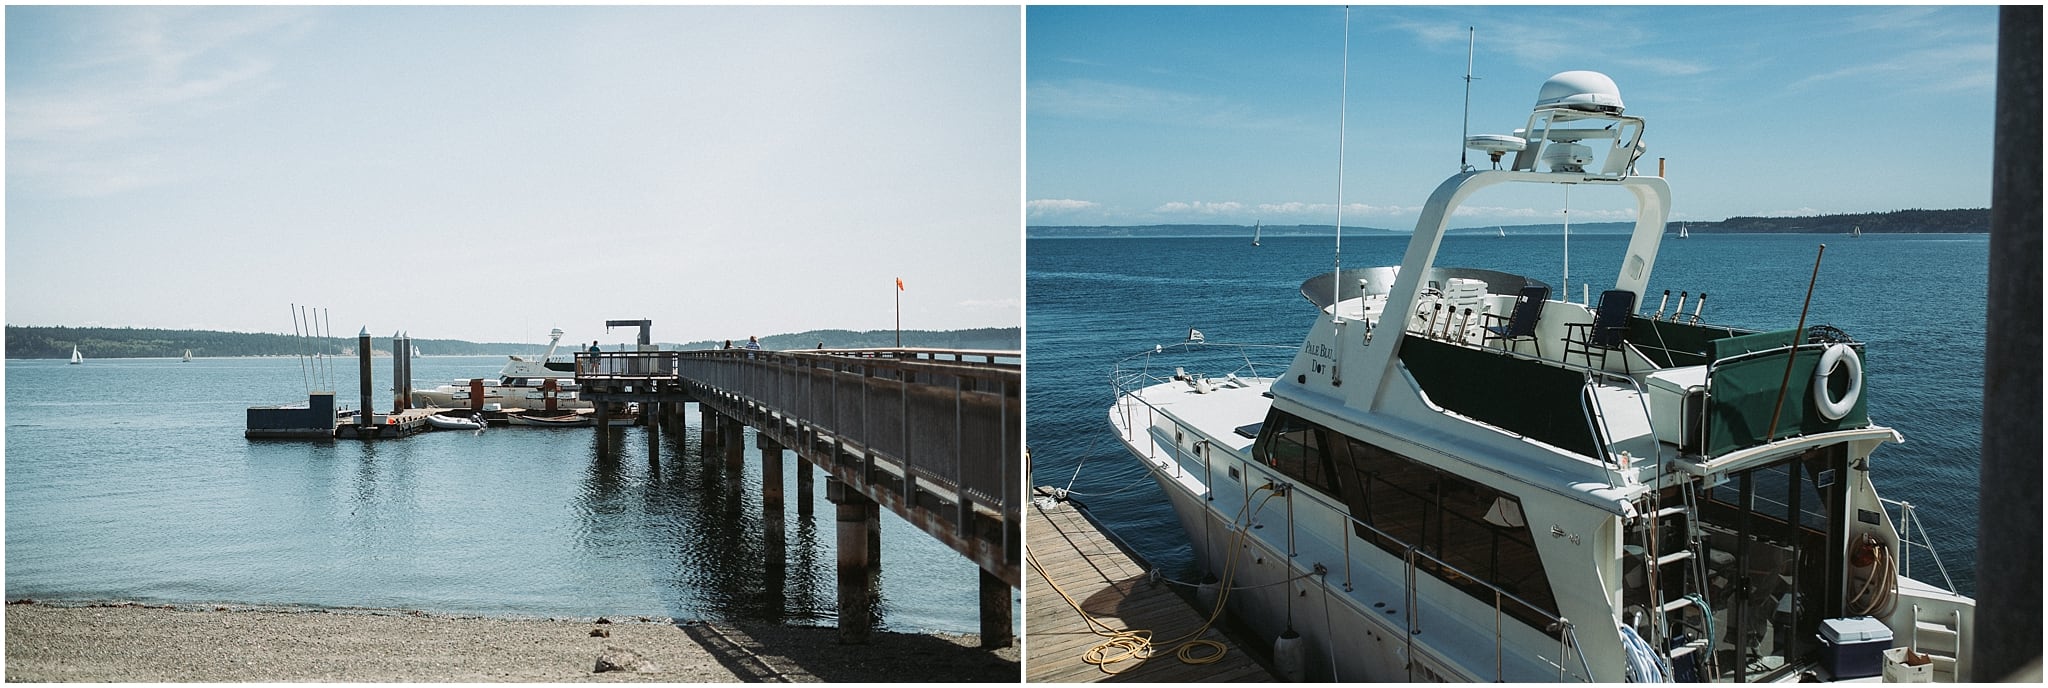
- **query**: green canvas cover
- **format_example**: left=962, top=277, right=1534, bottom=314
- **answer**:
left=1703, top=329, right=1870, bottom=455
left=1628, top=316, right=1754, bottom=368
left=1398, top=335, right=1599, bottom=458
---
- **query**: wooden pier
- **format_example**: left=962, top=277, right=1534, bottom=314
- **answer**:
left=577, top=346, right=1021, bottom=648
left=1025, top=489, right=1273, bottom=683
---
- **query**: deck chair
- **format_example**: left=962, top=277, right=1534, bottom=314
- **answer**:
left=1480, top=285, right=1549, bottom=357
left=1564, top=289, right=1637, bottom=372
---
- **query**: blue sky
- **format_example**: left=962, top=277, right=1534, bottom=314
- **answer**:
left=1026, top=5, right=1999, bottom=229
left=7, top=6, right=1020, bottom=344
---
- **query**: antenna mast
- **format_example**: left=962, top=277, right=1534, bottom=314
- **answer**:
left=1461, top=26, right=1477, bottom=171
left=1332, top=5, right=1351, bottom=319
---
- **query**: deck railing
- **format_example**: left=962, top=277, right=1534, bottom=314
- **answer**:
left=578, top=347, right=1021, bottom=576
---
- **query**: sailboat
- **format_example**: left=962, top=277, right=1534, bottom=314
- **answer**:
left=1852, top=225, right=1863, bottom=238
left=1252, top=220, right=1262, bottom=247
left=1678, top=222, right=1690, bottom=238
left=1498, top=226, right=1507, bottom=238
left=69, top=346, right=83, bottom=364
left=182, top=349, right=193, bottom=363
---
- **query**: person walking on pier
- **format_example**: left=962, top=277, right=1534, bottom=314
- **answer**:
left=745, top=336, right=761, bottom=359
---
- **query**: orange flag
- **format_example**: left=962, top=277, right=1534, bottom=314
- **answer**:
left=896, top=277, right=904, bottom=291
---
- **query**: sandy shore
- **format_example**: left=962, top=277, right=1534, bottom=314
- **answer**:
left=3, top=600, right=1019, bottom=683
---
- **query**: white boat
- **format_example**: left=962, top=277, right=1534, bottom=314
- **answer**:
left=426, top=414, right=486, bottom=431
left=1852, top=225, right=1863, bottom=238
left=69, top=346, right=82, bottom=364
left=410, top=328, right=591, bottom=411
left=1253, top=220, right=1262, bottom=247
left=506, top=411, right=593, bottom=428
left=1499, top=226, right=1507, bottom=237
left=1111, top=71, right=1974, bottom=682
left=182, top=349, right=193, bottom=363
left=1679, top=222, right=1691, bottom=238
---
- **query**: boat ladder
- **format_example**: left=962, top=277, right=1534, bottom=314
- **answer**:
left=1632, top=475, right=1717, bottom=680
left=1910, top=604, right=1964, bottom=681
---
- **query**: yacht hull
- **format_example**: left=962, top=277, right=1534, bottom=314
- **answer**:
left=1130, top=435, right=1482, bottom=682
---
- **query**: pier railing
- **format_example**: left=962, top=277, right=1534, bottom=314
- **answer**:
left=577, top=347, right=1022, bottom=583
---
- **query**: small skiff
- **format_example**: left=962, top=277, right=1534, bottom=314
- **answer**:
left=426, top=414, right=486, bottom=431
left=507, top=412, right=592, bottom=428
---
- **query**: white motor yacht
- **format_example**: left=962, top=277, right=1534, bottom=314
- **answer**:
left=412, top=328, right=590, bottom=411
left=1111, top=71, right=1974, bottom=682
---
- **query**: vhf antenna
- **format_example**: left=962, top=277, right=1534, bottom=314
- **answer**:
left=1460, top=26, right=1478, bottom=172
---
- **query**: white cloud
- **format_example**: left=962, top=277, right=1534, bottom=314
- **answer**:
left=1246, top=201, right=1416, bottom=217
left=1153, top=200, right=1243, bottom=215
left=1027, top=198, right=1099, bottom=216
left=7, top=8, right=311, bottom=196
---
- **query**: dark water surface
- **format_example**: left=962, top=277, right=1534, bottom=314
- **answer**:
left=1028, top=232, right=1988, bottom=596
left=6, top=354, right=989, bottom=634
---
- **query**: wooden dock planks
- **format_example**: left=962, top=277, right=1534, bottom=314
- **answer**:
left=1025, top=491, right=1273, bottom=683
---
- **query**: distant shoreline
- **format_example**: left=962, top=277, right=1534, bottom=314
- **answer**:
left=6, top=326, right=1021, bottom=360
left=1026, top=230, right=1992, bottom=239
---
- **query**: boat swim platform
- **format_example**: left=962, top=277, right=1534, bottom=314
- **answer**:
left=1025, top=487, right=1274, bottom=683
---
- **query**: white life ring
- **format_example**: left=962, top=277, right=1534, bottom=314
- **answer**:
left=1814, top=343, right=1863, bottom=421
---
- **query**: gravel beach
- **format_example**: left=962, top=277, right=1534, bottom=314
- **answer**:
left=3, top=601, right=1019, bottom=683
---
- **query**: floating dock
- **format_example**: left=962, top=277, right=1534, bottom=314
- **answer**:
left=1025, top=488, right=1273, bottom=683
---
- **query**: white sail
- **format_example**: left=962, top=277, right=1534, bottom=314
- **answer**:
left=70, top=346, right=82, bottom=364
left=182, top=349, right=193, bottom=362
left=1252, top=220, right=1261, bottom=246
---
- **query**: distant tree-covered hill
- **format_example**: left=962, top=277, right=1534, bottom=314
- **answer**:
left=1692, top=208, right=1987, bottom=234
left=6, top=325, right=1020, bottom=360
left=1029, top=208, right=1986, bottom=238
left=3, top=326, right=542, bottom=360
left=1027, top=224, right=1398, bottom=238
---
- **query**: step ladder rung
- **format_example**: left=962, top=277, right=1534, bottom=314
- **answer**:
left=1659, top=597, right=1696, bottom=613
left=1654, top=506, right=1688, bottom=519
left=1655, top=550, right=1694, bottom=566
left=1667, top=638, right=1711, bottom=659
left=1914, top=621, right=1960, bottom=637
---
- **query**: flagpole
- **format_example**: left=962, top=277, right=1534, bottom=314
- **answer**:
left=895, top=278, right=902, bottom=348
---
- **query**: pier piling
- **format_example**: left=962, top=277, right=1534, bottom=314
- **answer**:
left=830, top=476, right=881, bottom=644
left=761, top=435, right=786, bottom=515
left=646, top=402, right=661, bottom=462
left=723, top=414, right=745, bottom=471
left=980, top=568, right=1013, bottom=648
left=357, top=328, right=373, bottom=429
left=796, top=454, right=815, bottom=516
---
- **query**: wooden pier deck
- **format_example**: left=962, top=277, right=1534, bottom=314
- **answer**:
left=1025, top=490, right=1273, bottom=683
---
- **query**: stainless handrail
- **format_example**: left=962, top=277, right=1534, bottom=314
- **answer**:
left=1880, top=497, right=1959, bottom=591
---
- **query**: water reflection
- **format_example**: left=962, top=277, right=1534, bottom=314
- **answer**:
left=572, top=411, right=840, bottom=627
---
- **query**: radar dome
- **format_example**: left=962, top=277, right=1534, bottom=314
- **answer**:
left=1534, top=71, right=1624, bottom=113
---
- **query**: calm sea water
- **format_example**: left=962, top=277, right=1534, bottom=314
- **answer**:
left=1027, top=232, right=1987, bottom=597
left=5, top=354, right=992, bottom=634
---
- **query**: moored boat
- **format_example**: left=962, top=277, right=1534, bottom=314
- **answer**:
left=506, top=411, right=593, bottom=428
left=411, top=328, right=591, bottom=411
left=1110, top=71, right=1974, bottom=682
left=426, top=414, right=486, bottom=431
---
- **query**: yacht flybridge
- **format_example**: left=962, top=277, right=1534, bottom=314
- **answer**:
left=1110, top=72, right=1973, bottom=682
